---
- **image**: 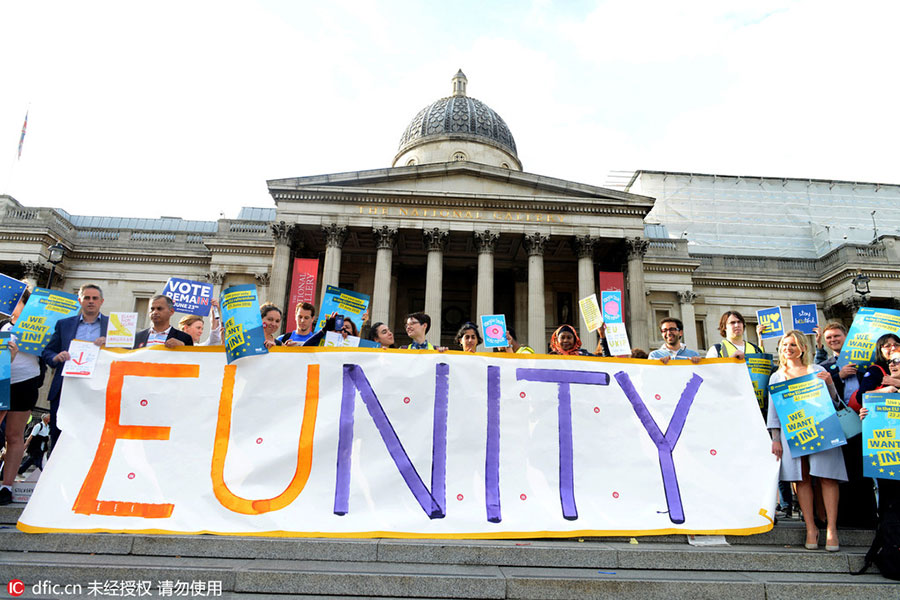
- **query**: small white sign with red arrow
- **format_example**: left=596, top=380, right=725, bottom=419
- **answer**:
left=62, top=340, right=101, bottom=378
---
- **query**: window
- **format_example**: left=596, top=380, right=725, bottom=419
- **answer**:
left=134, top=297, right=150, bottom=330
left=452, top=151, right=467, bottom=162
left=406, top=158, right=417, bottom=166
left=696, top=319, right=707, bottom=350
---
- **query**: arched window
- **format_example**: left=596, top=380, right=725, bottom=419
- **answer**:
left=452, top=151, right=467, bottom=162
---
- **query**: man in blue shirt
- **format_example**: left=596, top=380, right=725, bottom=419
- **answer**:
left=278, top=302, right=317, bottom=345
left=648, top=317, right=701, bottom=364
left=43, top=284, right=109, bottom=447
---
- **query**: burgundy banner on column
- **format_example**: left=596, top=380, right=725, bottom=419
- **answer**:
left=286, top=258, right=319, bottom=333
left=598, top=271, right=625, bottom=306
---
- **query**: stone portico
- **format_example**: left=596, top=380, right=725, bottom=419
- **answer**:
left=266, top=162, right=654, bottom=349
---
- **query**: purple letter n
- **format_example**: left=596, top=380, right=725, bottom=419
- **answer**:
left=333, top=363, right=449, bottom=519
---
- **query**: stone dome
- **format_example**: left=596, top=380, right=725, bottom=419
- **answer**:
left=394, top=70, right=521, bottom=169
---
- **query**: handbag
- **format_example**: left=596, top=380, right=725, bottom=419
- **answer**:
left=835, top=400, right=862, bottom=439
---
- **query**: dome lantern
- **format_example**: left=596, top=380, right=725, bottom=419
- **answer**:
left=393, top=71, right=521, bottom=170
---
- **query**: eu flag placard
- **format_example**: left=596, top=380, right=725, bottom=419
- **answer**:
left=11, top=288, right=80, bottom=355
left=0, top=274, right=27, bottom=317
left=837, top=307, right=900, bottom=370
left=0, top=332, right=10, bottom=411
left=862, top=392, right=900, bottom=481
left=770, top=372, right=846, bottom=457
left=220, top=284, right=267, bottom=364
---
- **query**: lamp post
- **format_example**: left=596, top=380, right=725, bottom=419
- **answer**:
left=46, top=242, right=65, bottom=289
left=851, top=271, right=870, bottom=308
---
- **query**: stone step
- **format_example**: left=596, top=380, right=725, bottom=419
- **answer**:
left=0, top=551, right=894, bottom=599
left=0, top=528, right=875, bottom=575
left=1, top=503, right=876, bottom=547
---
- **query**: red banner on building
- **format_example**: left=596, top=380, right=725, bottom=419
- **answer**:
left=285, top=258, right=319, bottom=333
left=598, top=271, right=626, bottom=306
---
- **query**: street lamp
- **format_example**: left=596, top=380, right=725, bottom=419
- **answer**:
left=851, top=271, right=870, bottom=307
left=46, top=242, right=65, bottom=288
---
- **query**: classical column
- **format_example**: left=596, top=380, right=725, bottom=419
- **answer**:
left=372, top=226, right=397, bottom=325
left=678, top=290, right=699, bottom=351
left=255, top=272, right=271, bottom=301
left=321, top=224, right=347, bottom=307
left=524, top=233, right=548, bottom=351
left=625, top=237, right=650, bottom=350
left=423, top=228, right=448, bottom=346
left=474, top=230, right=498, bottom=322
left=269, top=221, right=296, bottom=308
left=20, top=260, right=43, bottom=289
left=205, top=271, right=226, bottom=300
left=574, top=235, right=597, bottom=350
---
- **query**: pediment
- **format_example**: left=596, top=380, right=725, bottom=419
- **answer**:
left=267, top=163, right=653, bottom=208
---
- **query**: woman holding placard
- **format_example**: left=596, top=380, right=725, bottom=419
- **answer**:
left=178, top=299, right=222, bottom=346
left=767, top=330, right=847, bottom=551
left=850, top=333, right=900, bottom=412
left=260, top=303, right=284, bottom=349
left=455, top=322, right=482, bottom=353
left=860, top=350, right=900, bottom=511
left=0, top=288, right=42, bottom=505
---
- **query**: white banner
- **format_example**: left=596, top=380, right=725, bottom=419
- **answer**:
left=19, top=348, right=779, bottom=538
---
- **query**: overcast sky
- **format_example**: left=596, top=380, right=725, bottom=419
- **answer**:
left=1, top=0, right=897, bottom=221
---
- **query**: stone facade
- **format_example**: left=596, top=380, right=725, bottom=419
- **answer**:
left=1, top=75, right=898, bottom=361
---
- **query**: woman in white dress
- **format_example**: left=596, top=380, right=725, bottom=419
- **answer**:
left=767, top=330, right=847, bottom=552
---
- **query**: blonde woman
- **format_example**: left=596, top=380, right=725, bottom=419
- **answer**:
left=767, top=330, right=847, bottom=552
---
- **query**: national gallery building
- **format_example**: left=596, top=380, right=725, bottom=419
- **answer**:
left=2, top=71, right=899, bottom=353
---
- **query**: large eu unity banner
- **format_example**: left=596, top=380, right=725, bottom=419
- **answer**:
left=19, top=349, right=779, bottom=538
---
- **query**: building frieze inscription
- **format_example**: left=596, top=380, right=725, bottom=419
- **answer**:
left=357, top=205, right=564, bottom=223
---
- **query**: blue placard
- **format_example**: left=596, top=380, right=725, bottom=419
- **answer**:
left=790, top=304, right=819, bottom=335
left=862, top=392, right=900, bottom=480
left=480, top=315, right=508, bottom=348
left=756, top=306, right=784, bottom=340
left=600, top=291, right=623, bottom=324
left=0, top=331, right=10, bottom=411
left=11, top=287, right=80, bottom=355
left=317, top=285, right=370, bottom=331
left=837, top=307, right=900, bottom=370
left=0, top=274, right=27, bottom=316
left=220, top=284, right=267, bottom=364
left=770, top=372, right=847, bottom=457
left=162, top=277, right=214, bottom=316
left=745, top=353, right=775, bottom=411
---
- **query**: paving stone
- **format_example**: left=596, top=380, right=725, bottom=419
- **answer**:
left=0, top=504, right=24, bottom=524
left=502, top=566, right=763, bottom=599
left=612, top=541, right=860, bottom=573
left=236, top=559, right=507, bottom=599
left=377, top=539, right=617, bottom=568
left=0, top=530, right=134, bottom=554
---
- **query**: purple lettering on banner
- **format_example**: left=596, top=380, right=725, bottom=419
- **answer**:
left=516, top=369, right=611, bottom=520
left=485, top=365, right=502, bottom=523
left=613, top=371, right=703, bottom=524
left=334, top=363, right=449, bottom=519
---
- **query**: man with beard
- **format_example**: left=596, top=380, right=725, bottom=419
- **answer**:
left=648, top=317, right=701, bottom=364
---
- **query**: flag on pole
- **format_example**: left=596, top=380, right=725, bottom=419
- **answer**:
left=17, top=112, right=28, bottom=160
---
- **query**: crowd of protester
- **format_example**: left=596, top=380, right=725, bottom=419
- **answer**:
left=0, top=281, right=895, bottom=558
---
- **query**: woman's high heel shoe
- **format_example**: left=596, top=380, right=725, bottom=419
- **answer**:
left=804, top=530, right=819, bottom=550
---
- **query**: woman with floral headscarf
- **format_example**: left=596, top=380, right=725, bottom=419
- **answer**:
left=549, top=325, right=593, bottom=356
